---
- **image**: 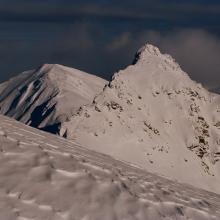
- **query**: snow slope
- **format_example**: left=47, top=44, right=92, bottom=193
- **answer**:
left=1, top=115, right=220, bottom=220
left=61, top=44, right=220, bottom=193
left=0, top=64, right=106, bottom=134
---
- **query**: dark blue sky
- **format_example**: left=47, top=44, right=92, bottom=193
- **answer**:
left=0, top=0, right=220, bottom=90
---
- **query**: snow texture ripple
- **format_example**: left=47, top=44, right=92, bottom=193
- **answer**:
left=0, top=115, right=220, bottom=219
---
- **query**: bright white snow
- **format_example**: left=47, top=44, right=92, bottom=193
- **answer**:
left=1, top=43, right=220, bottom=198
left=61, top=44, right=220, bottom=194
left=0, top=64, right=106, bottom=133
left=0, top=115, right=220, bottom=220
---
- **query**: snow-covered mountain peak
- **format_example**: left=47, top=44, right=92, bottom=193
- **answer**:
left=35, top=63, right=100, bottom=82
left=1, top=44, right=220, bottom=195
left=25, top=63, right=62, bottom=79
left=37, top=63, right=56, bottom=73
left=60, top=43, right=220, bottom=193
left=132, top=43, right=184, bottom=80
left=109, top=43, right=199, bottom=100
left=0, top=64, right=106, bottom=133
left=133, top=43, right=161, bottom=63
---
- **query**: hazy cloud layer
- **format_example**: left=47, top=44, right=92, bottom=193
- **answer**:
left=145, top=30, right=220, bottom=90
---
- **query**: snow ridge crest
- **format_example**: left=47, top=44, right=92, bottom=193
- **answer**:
left=133, top=44, right=161, bottom=64
left=133, top=43, right=181, bottom=71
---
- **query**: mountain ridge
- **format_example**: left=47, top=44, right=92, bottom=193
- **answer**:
left=60, top=44, right=220, bottom=193
left=1, top=44, right=220, bottom=193
left=0, top=63, right=107, bottom=133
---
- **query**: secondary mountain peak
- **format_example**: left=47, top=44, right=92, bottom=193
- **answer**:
left=0, top=64, right=106, bottom=133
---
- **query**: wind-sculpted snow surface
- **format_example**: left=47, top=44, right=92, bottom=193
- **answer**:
left=61, top=44, right=220, bottom=193
left=0, top=64, right=106, bottom=134
left=0, top=115, right=220, bottom=219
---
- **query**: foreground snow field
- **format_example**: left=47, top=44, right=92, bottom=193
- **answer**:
left=1, top=115, right=220, bottom=220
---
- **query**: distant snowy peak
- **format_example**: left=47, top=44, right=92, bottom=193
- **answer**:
left=133, top=44, right=180, bottom=70
left=133, top=43, right=162, bottom=64
left=0, top=64, right=106, bottom=133
left=108, top=44, right=204, bottom=100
